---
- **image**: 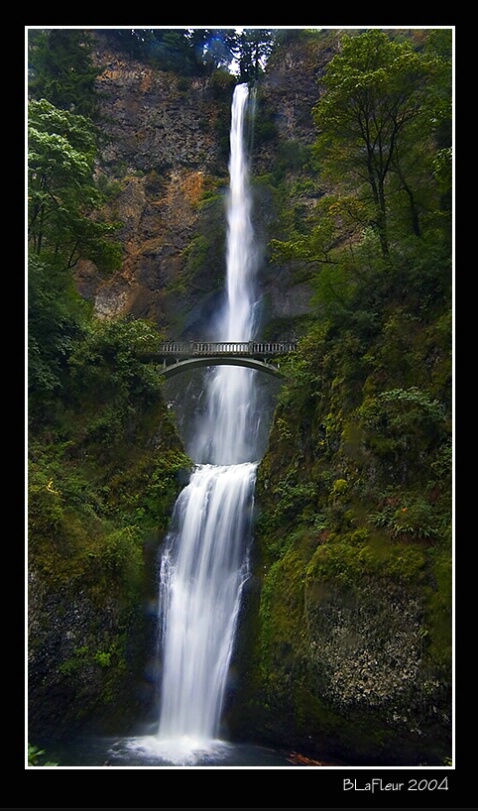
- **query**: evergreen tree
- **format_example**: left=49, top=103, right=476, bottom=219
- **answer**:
left=235, top=29, right=276, bottom=82
left=28, top=29, right=100, bottom=118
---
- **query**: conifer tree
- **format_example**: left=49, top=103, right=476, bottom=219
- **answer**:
left=28, top=29, right=100, bottom=118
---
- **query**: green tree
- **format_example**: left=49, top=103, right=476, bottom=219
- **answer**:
left=28, top=99, right=121, bottom=271
left=425, top=29, right=453, bottom=214
left=313, top=29, right=448, bottom=257
left=28, top=99, right=122, bottom=411
left=234, top=29, right=276, bottom=82
left=28, top=254, right=90, bottom=406
left=98, top=28, right=158, bottom=59
left=28, top=29, right=100, bottom=118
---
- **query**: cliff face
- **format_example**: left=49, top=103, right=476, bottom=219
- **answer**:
left=227, top=313, right=451, bottom=766
left=230, top=530, right=451, bottom=765
left=75, top=33, right=333, bottom=338
left=28, top=368, right=191, bottom=740
left=75, top=42, right=225, bottom=332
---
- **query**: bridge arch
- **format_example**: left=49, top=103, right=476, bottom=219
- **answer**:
left=159, top=356, right=284, bottom=379
left=147, top=340, right=296, bottom=379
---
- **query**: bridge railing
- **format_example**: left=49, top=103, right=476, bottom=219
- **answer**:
left=157, top=341, right=297, bottom=357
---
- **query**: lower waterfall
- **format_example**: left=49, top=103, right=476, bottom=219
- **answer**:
left=155, top=462, right=257, bottom=761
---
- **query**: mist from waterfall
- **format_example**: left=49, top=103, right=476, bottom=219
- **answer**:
left=155, top=83, right=263, bottom=763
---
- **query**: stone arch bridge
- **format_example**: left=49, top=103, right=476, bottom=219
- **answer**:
left=147, top=340, right=297, bottom=378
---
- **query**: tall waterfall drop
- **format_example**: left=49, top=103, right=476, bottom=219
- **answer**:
left=155, top=83, right=261, bottom=764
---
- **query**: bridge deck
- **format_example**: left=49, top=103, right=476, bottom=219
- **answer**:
left=156, top=340, right=297, bottom=357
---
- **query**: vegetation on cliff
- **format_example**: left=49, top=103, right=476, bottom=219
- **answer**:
left=230, top=28, right=453, bottom=765
left=28, top=315, right=191, bottom=736
left=96, top=28, right=277, bottom=82
left=28, top=29, right=192, bottom=740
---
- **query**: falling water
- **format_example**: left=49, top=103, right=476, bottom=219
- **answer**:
left=155, top=83, right=261, bottom=763
left=190, top=82, right=259, bottom=467
left=38, top=82, right=296, bottom=768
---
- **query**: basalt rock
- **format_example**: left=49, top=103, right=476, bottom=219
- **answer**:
left=74, top=33, right=335, bottom=338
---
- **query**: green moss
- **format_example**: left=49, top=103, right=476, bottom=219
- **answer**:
left=423, top=547, right=452, bottom=669
left=331, top=478, right=348, bottom=497
left=259, top=539, right=309, bottom=675
left=59, top=646, right=89, bottom=675
left=291, top=683, right=398, bottom=761
left=306, top=537, right=427, bottom=586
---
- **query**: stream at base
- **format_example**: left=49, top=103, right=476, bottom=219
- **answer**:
left=36, top=735, right=305, bottom=767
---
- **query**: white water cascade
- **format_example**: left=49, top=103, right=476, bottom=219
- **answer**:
left=155, top=83, right=262, bottom=764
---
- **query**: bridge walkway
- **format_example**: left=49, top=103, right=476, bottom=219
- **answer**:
left=156, top=340, right=298, bottom=357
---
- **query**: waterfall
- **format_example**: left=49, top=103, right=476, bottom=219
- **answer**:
left=189, top=82, right=259, bottom=467
left=155, top=83, right=261, bottom=762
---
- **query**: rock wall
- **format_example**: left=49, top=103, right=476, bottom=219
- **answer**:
left=75, top=32, right=338, bottom=338
left=233, top=557, right=451, bottom=765
left=75, top=41, right=226, bottom=331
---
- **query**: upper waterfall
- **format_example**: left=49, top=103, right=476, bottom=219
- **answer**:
left=223, top=82, right=256, bottom=343
left=189, top=83, right=261, bottom=465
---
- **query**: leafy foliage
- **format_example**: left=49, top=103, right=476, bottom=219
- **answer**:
left=28, top=743, right=58, bottom=767
left=28, top=254, right=89, bottom=404
left=27, top=27, right=452, bottom=756
left=28, top=29, right=100, bottom=117
left=28, top=99, right=122, bottom=271
left=234, top=29, right=276, bottom=81
left=27, top=63, right=123, bottom=418
left=311, top=29, right=452, bottom=257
